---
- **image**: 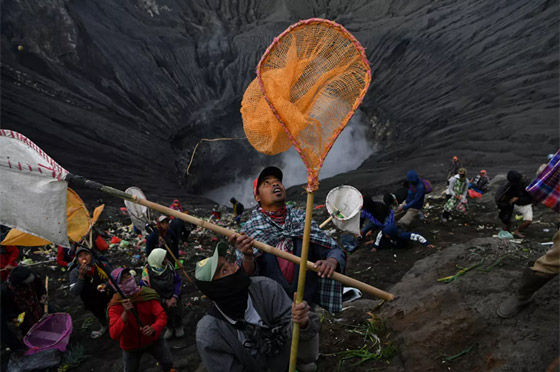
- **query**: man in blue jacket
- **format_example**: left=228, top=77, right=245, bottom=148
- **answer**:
left=371, top=223, right=435, bottom=251
left=395, top=170, right=426, bottom=227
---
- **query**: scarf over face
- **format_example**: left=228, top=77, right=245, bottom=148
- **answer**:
left=195, top=269, right=251, bottom=320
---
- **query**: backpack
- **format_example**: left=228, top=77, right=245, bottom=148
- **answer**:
left=421, top=178, right=433, bottom=194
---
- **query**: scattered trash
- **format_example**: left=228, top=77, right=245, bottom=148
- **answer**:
left=342, top=287, right=362, bottom=303
left=495, top=230, right=514, bottom=240
left=541, top=242, right=554, bottom=246
left=543, top=229, right=550, bottom=232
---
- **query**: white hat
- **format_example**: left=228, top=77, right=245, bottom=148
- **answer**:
left=157, top=215, right=169, bottom=223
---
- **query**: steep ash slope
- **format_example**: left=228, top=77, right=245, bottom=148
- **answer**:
left=1, top=0, right=558, bottom=199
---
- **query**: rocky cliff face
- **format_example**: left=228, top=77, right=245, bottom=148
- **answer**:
left=1, top=0, right=558, bottom=200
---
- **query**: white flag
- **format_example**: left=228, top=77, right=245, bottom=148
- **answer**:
left=0, top=130, right=70, bottom=246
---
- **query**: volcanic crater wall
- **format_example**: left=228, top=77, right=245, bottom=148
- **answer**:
left=1, top=0, right=558, bottom=199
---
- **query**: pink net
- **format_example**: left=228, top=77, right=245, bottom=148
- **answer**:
left=24, top=313, right=73, bottom=356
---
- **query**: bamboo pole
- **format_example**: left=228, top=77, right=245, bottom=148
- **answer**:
left=161, top=241, right=193, bottom=283
left=319, top=215, right=334, bottom=229
left=288, top=191, right=314, bottom=372
left=92, top=183, right=394, bottom=301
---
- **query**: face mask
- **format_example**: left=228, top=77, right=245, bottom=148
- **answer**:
left=120, top=277, right=139, bottom=297
left=195, top=269, right=251, bottom=320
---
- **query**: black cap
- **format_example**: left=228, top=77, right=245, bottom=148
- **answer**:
left=254, top=166, right=283, bottom=196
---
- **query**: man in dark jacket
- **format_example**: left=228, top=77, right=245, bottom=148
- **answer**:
left=146, top=216, right=179, bottom=260
left=495, top=170, right=533, bottom=238
left=395, top=170, right=426, bottom=227
left=195, top=242, right=320, bottom=372
left=470, top=170, right=490, bottom=193
left=69, top=247, right=113, bottom=338
left=447, top=156, right=461, bottom=181
left=230, top=197, right=245, bottom=224
left=2, top=266, right=47, bottom=335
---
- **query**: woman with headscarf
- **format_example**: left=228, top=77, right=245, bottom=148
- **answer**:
left=108, top=268, right=175, bottom=372
left=69, top=247, right=113, bottom=338
left=169, top=199, right=183, bottom=213
left=140, top=248, right=183, bottom=339
left=442, top=168, right=469, bottom=222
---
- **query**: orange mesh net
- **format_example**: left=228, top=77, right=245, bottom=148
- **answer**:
left=241, top=18, right=371, bottom=191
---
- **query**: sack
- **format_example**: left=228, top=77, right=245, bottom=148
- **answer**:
left=422, top=178, right=433, bottom=194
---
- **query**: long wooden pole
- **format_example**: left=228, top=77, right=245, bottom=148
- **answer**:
left=161, top=241, right=193, bottom=283
left=66, top=176, right=394, bottom=301
left=136, top=195, right=393, bottom=301
left=288, top=191, right=314, bottom=372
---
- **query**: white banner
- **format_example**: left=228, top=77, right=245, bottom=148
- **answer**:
left=0, top=130, right=70, bottom=246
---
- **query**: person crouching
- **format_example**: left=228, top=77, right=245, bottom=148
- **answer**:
left=108, top=268, right=175, bottom=372
left=140, top=249, right=184, bottom=339
left=195, top=242, right=320, bottom=372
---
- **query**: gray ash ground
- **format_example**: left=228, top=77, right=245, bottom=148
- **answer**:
left=2, top=178, right=558, bottom=372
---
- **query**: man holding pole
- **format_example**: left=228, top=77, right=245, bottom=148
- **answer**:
left=146, top=215, right=179, bottom=259
left=229, top=167, right=346, bottom=314
left=195, top=242, right=320, bottom=372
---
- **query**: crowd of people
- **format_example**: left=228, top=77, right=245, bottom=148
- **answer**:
left=0, top=151, right=558, bottom=371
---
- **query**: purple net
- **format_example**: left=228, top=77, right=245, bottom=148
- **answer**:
left=24, top=313, right=73, bottom=356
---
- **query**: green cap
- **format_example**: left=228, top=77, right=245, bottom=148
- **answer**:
left=195, top=241, right=229, bottom=281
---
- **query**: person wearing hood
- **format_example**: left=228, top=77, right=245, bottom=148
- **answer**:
left=497, top=154, right=559, bottom=318
left=69, top=247, right=114, bottom=338
left=169, top=199, right=184, bottom=213
left=442, top=168, right=469, bottom=222
left=108, top=268, right=175, bottom=372
left=195, top=242, right=320, bottom=372
left=2, top=266, right=47, bottom=335
left=495, top=170, right=533, bottom=238
left=229, top=166, right=346, bottom=314
left=372, top=223, right=435, bottom=251
left=140, top=248, right=183, bottom=339
left=230, top=197, right=245, bottom=224
left=395, top=170, right=426, bottom=227
left=146, top=216, right=179, bottom=260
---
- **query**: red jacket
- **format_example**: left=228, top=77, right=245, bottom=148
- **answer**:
left=0, top=245, right=19, bottom=281
left=108, top=297, right=167, bottom=351
left=56, top=246, right=74, bottom=268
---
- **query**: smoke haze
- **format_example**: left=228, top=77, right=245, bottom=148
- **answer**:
left=205, top=111, right=375, bottom=208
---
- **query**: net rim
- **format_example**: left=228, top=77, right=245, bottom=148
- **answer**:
left=325, top=185, right=364, bottom=221
left=256, top=18, right=372, bottom=192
